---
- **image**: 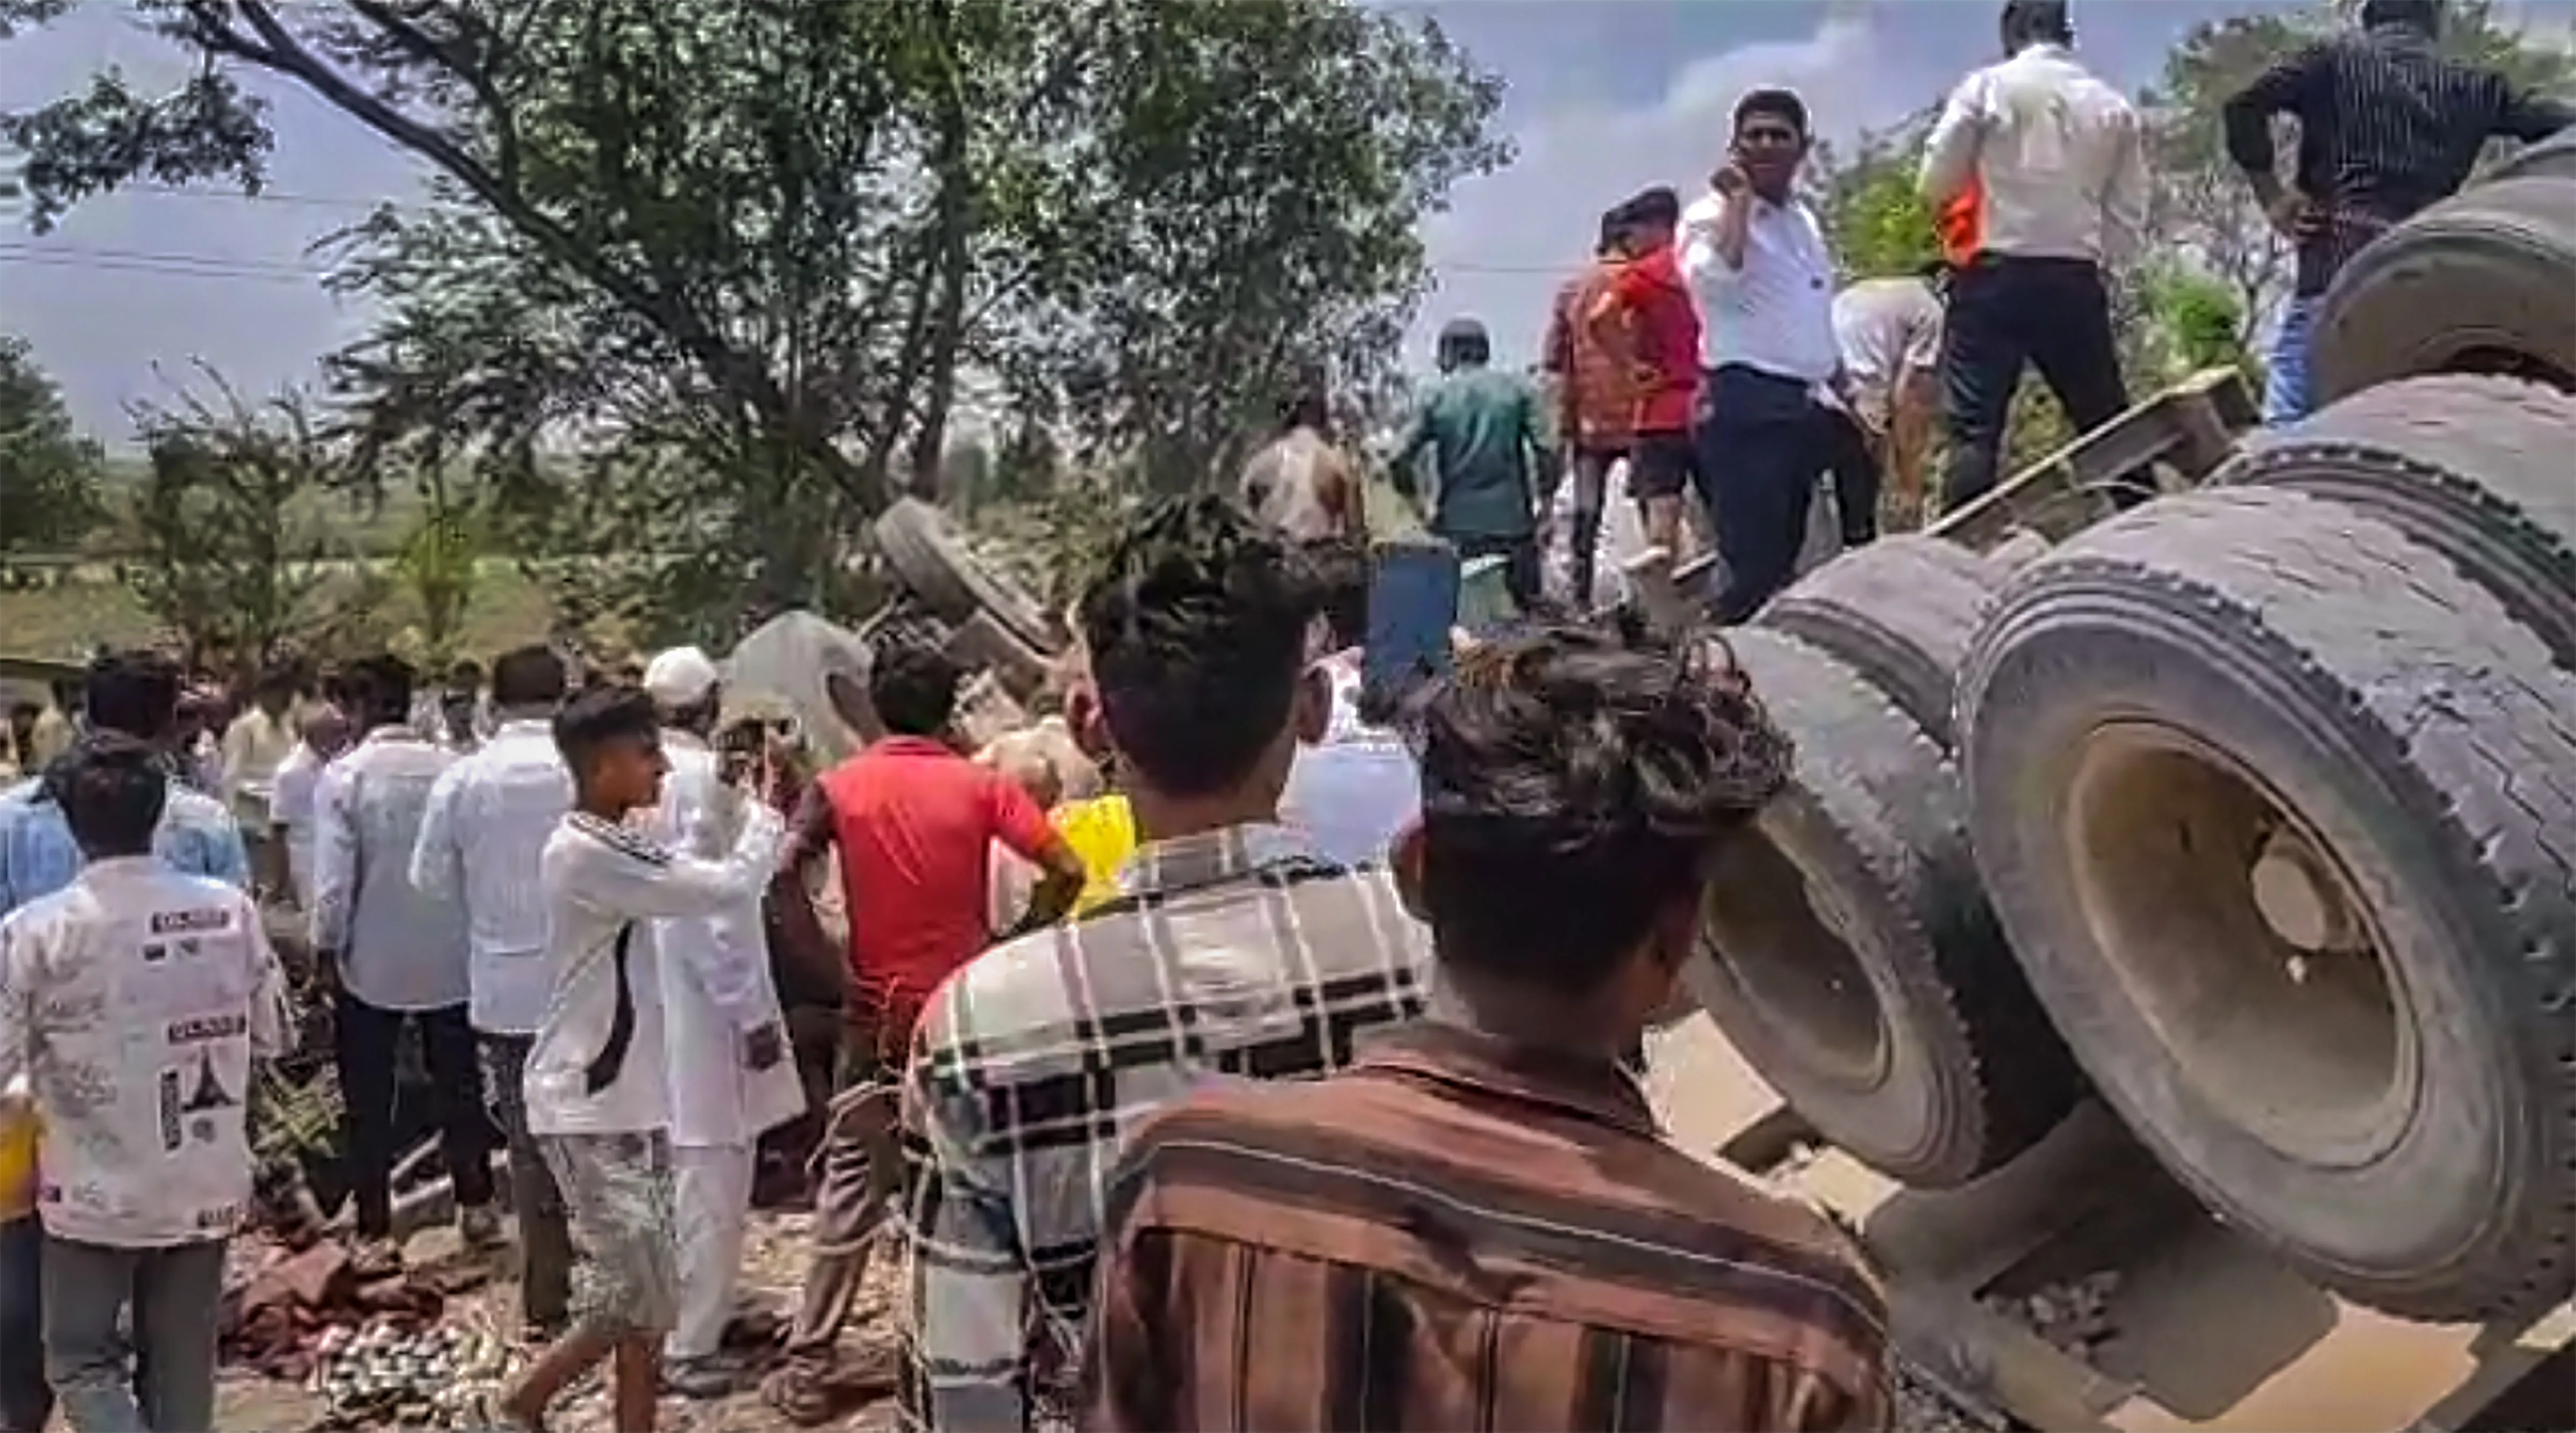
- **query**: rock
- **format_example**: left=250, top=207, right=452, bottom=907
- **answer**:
left=276, top=1242, right=354, bottom=1308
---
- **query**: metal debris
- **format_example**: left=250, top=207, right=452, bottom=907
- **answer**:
left=307, top=1319, right=519, bottom=1431
left=1985, top=1269, right=2123, bottom=1356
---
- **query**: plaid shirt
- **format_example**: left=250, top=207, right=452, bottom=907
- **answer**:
left=892, top=823, right=1432, bottom=1431
left=1080, top=1021, right=1891, bottom=1431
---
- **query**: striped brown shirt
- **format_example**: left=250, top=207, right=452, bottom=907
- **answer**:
left=1080, top=1022, right=1890, bottom=1432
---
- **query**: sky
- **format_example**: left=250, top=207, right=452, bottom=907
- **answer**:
left=3, top=0, right=2570, bottom=440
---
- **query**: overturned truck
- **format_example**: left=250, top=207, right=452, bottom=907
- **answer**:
left=1665, top=152, right=2576, bottom=1430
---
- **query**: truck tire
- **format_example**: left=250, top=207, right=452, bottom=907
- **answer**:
left=2491, top=128, right=2576, bottom=184
left=1958, top=487, right=2576, bottom=1322
left=1758, top=536, right=2009, bottom=748
left=2221, top=375, right=2576, bottom=668
left=1688, top=626, right=2080, bottom=1187
left=872, top=499, right=1057, bottom=652
left=2311, top=176, right=2576, bottom=404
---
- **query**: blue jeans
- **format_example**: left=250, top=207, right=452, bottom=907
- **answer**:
left=2265, top=293, right=2321, bottom=428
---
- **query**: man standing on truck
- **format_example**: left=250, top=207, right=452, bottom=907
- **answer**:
left=1586, top=187, right=1703, bottom=565
left=1389, top=318, right=1555, bottom=612
left=2224, top=0, right=2574, bottom=427
left=1681, top=89, right=1848, bottom=623
left=1541, top=209, right=1639, bottom=608
left=1920, top=0, right=2150, bottom=514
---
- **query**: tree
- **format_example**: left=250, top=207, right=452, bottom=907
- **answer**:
left=120, top=372, right=378, bottom=670
left=1809, top=114, right=1941, bottom=282
left=1, top=1, right=1509, bottom=632
left=2139, top=1, right=2576, bottom=344
left=0, top=335, right=104, bottom=556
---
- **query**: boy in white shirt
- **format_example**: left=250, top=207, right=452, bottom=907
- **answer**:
left=494, top=686, right=788, bottom=1433
left=0, top=734, right=291, bottom=1432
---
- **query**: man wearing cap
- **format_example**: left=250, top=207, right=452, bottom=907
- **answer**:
left=1388, top=317, right=1554, bottom=611
left=639, top=648, right=804, bottom=1398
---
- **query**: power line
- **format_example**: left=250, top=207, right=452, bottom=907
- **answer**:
left=125, top=181, right=393, bottom=213
left=0, top=240, right=325, bottom=275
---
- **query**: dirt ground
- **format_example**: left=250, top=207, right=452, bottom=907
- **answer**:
left=217, top=1209, right=905, bottom=1433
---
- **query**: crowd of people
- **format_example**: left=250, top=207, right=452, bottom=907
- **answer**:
left=1247, top=0, right=2571, bottom=624
left=0, top=1, right=2566, bottom=1431
left=0, top=485, right=1886, bottom=1433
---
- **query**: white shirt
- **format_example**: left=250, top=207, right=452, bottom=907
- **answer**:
left=1920, top=42, right=2150, bottom=268
left=270, top=742, right=326, bottom=903
left=409, top=720, right=574, bottom=1035
left=1833, top=276, right=1946, bottom=395
left=0, top=858, right=290, bottom=1246
left=524, top=804, right=785, bottom=1136
left=312, top=728, right=470, bottom=1012
left=219, top=708, right=296, bottom=828
left=647, top=734, right=802, bottom=1148
left=1679, top=192, right=1841, bottom=382
left=1282, top=738, right=1422, bottom=870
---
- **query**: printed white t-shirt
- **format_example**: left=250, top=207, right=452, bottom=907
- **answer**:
left=0, top=857, right=291, bottom=1246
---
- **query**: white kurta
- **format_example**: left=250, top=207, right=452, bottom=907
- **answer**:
left=649, top=735, right=805, bottom=1150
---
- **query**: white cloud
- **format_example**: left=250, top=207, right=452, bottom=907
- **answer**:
left=1410, top=5, right=1950, bottom=368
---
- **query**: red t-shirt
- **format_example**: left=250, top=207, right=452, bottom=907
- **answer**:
left=816, top=736, right=1058, bottom=1003
left=1609, top=242, right=1704, bottom=434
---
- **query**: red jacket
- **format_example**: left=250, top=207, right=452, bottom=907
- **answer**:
left=1607, top=243, right=1703, bottom=434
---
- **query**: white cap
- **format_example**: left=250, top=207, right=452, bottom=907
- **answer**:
left=641, top=646, right=720, bottom=706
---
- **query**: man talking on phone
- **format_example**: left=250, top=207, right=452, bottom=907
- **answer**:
left=1682, top=88, right=1845, bottom=624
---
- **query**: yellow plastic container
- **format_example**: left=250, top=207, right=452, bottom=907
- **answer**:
left=0, top=1078, right=38, bottom=1222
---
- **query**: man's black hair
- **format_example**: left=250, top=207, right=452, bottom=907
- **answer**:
left=2360, top=0, right=2439, bottom=33
left=489, top=645, right=569, bottom=710
left=83, top=649, right=182, bottom=742
left=1078, top=494, right=1319, bottom=799
left=342, top=654, right=417, bottom=729
left=1733, top=87, right=1811, bottom=138
left=446, top=659, right=485, bottom=689
left=1304, top=538, right=1371, bottom=653
left=1437, top=317, right=1492, bottom=368
left=49, top=732, right=169, bottom=858
left=1413, top=613, right=1792, bottom=996
left=868, top=642, right=963, bottom=739
left=1597, top=207, right=1627, bottom=254
left=552, top=684, right=660, bottom=776
left=1626, top=186, right=1682, bottom=229
left=2001, top=0, right=2074, bottom=47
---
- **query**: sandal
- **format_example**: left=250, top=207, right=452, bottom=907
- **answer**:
left=760, top=1364, right=842, bottom=1427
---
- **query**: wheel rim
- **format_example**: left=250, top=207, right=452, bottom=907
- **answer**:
left=2062, top=721, right=2415, bottom=1168
left=1701, top=825, right=1891, bottom=1088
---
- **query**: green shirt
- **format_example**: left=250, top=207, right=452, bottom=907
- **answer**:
left=1393, top=367, right=1549, bottom=541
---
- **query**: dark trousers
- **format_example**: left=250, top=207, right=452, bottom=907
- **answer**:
left=1937, top=254, right=2137, bottom=513
left=333, top=990, right=495, bottom=1239
left=1455, top=533, right=1543, bottom=613
left=1564, top=448, right=1624, bottom=608
left=1817, top=406, right=1881, bottom=549
left=481, top=1033, right=574, bottom=1329
left=1696, top=364, right=1828, bottom=625
left=0, top=1217, right=49, bottom=1433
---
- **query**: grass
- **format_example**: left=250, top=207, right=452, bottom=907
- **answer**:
left=0, top=566, right=565, bottom=664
